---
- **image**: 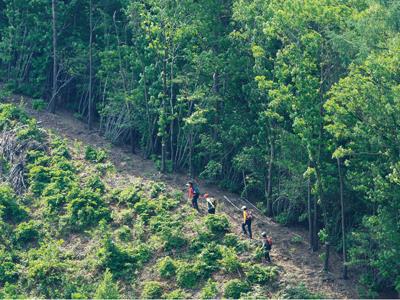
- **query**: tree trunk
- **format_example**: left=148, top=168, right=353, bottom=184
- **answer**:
left=337, top=157, right=348, bottom=279
left=88, top=0, right=93, bottom=130
left=307, top=162, right=314, bottom=250
left=266, top=138, right=274, bottom=217
left=324, top=242, right=330, bottom=271
left=50, top=0, right=57, bottom=113
left=161, top=46, right=168, bottom=173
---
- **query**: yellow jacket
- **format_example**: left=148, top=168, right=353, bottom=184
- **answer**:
left=243, top=210, right=247, bottom=223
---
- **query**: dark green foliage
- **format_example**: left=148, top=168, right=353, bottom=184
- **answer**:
left=66, top=188, right=110, bottom=230
left=141, top=281, right=163, bottom=299
left=94, top=269, right=120, bottom=299
left=200, top=279, right=218, bottom=299
left=157, top=256, right=177, bottom=279
left=32, top=99, right=46, bottom=111
left=281, top=283, right=324, bottom=299
left=204, top=214, right=230, bottom=235
left=14, top=220, right=40, bottom=244
left=163, top=288, right=188, bottom=299
left=223, top=279, right=250, bottom=299
left=0, top=185, right=27, bottom=223
left=84, top=146, right=107, bottom=163
left=244, top=264, right=278, bottom=285
left=0, top=248, right=18, bottom=283
left=0, top=104, right=28, bottom=130
left=195, top=242, right=222, bottom=278
left=176, top=263, right=200, bottom=289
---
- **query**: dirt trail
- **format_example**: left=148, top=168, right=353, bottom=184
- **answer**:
left=19, top=99, right=358, bottom=298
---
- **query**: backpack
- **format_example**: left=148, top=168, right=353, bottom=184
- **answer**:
left=193, top=184, right=200, bottom=195
left=246, top=210, right=253, bottom=221
left=264, top=237, right=272, bottom=251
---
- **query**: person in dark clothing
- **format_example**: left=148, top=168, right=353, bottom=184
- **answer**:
left=187, top=181, right=200, bottom=211
left=241, top=206, right=253, bottom=239
left=261, top=232, right=272, bottom=263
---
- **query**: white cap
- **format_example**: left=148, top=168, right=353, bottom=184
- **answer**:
left=241, top=206, right=246, bottom=210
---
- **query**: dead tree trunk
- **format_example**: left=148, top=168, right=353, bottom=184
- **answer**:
left=88, top=0, right=94, bottom=130
left=49, top=0, right=57, bottom=113
left=337, top=157, right=348, bottom=279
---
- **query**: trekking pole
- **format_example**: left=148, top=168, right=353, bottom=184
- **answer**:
left=223, top=195, right=242, bottom=211
left=240, top=197, right=265, bottom=216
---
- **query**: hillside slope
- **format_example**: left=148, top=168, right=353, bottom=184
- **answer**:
left=1, top=97, right=358, bottom=298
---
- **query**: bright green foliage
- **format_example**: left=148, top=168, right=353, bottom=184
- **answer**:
left=0, top=248, right=18, bottom=283
left=176, top=262, right=200, bottom=289
left=84, top=146, right=107, bottom=163
left=157, top=256, right=177, bottom=279
left=94, top=269, right=120, bottom=299
left=0, top=185, right=26, bottom=223
left=219, top=247, right=241, bottom=274
left=141, top=281, right=163, bottom=299
left=14, top=220, right=40, bottom=244
left=200, top=279, right=218, bottom=299
left=163, top=288, right=188, bottom=300
left=204, top=214, right=230, bottom=235
left=223, top=279, right=250, bottom=299
left=281, top=283, right=324, bottom=299
left=244, top=264, right=278, bottom=285
left=32, top=99, right=46, bottom=111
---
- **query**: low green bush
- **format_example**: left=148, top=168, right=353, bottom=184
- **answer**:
left=157, top=256, right=177, bottom=279
left=66, top=188, right=110, bottom=230
left=176, top=262, right=199, bottom=289
left=94, top=269, right=120, bottom=299
left=149, top=182, right=166, bottom=198
left=0, top=104, right=28, bottom=130
left=281, top=283, right=324, bottom=299
left=0, top=248, right=18, bottom=283
left=141, top=281, right=163, bottom=299
left=200, top=279, right=218, bottom=299
left=84, top=145, right=107, bottom=163
left=196, top=242, right=222, bottom=278
left=14, top=220, right=40, bottom=244
left=86, top=175, right=106, bottom=194
left=119, top=185, right=143, bottom=206
left=159, top=227, right=187, bottom=251
left=219, top=247, right=241, bottom=273
left=0, top=185, right=27, bottom=223
left=32, top=99, right=46, bottom=111
left=163, top=288, right=188, bottom=299
left=223, top=279, right=250, bottom=299
left=204, top=214, right=230, bottom=235
left=244, top=264, right=278, bottom=284
left=133, top=198, right=157, bottom=223
left=116, top=225, right=132, bottom=242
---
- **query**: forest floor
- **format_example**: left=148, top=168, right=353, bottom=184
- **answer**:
left=14, top=96, right=359, bottom=298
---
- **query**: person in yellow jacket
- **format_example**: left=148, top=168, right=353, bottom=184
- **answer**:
left=241, top=206, right=253, bottom=239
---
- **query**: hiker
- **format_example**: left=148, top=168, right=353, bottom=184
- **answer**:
left=261, top=232, right=273, bottom=263
left=187, top=181, right=200, bottom=211
left=241, top=206, right=253, bottom=239
left=203, top=193, right=217, bottom=214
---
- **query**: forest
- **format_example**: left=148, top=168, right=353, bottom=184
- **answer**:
left=0, top=0, right=400, bottom=298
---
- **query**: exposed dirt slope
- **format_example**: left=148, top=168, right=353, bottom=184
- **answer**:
left=18, top=98, right=358, bottom=298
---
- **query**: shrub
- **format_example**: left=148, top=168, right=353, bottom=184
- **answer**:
left=97, top=235, right=137, bottom=279
left=0, top=184, right=27, bottom=222
left=26, top=241, right=71, bottom=298
left=0, top=283, right=24, bottom=299
left=196, top=242, right=222, bottom=278
left=189, top=230, right=214, bottom=253
left=0, top=248, right=18, bottom=283
left=116, top=225, right=132, bottom=242
left=157, top=256, right=177, bottom=279
left=14, top=220, right=40, bottom=244
left=223, top=233, right=239, bottom=248
left=133, top=199, right=157, bottom=223
left=28, top=165, right=51, bottom=196
left=219, top=247, right=241, bottom=273
left=150, top=182, right=166, bottom=198
left=223, top=279, right=250, bottom=299
left=94, top=269, right=120, bottom=299
left=200, top=279, right=218, bottom=299
left=244, top=264, right=278, bottom=285
left=176, top=263, right=199, bottom=289
left=281, top=283, right=324, bottom=299
left=160, top=227, right=187, bottom=251
left=84, top=146, right=107, bottom=163
left=66, top=188, right=110, bottom=229
left=163, top=288, right=188, bottom=299
left=204, top=214, right=230, bottom=235
left=119, top=185, right=142, bottom=206
left=86, top=175, right=106, bottom=194
left=0, top=104, right=28, bottom=130
left=141, top=281, right=163, bottom=299
left=32, top=99, right=46, bottom=111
